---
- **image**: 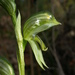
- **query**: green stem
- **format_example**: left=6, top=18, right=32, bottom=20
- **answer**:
left=16, top=40, right=25, bottom=75
left=12, top=13, right=26, bottom=75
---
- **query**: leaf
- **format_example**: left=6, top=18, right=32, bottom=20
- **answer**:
left=0, top=56, right=15, bottom=75
left=28, top=40, right=48, bottom=70
left=23, top=12, right=60, bottom=40
left=15, top=12, right=22, bottom=41
left=0, top=0, right=16, bottom=16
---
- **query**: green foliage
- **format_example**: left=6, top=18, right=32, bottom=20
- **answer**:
left=0, top=0, right=16, bottom=17
left=0, top=56, right=15, bottom=75
left=15, top=12, right=23, bottom=41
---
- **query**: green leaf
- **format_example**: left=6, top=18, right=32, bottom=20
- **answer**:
left=0, top=56, right=15, bottom=75
left=0, top=0, right=16, bottom=16
left=15, top=12, right=23, bottom=41
left=28, top=40, right=48, bottom=70
left=23, top=12, right=60, bottom=40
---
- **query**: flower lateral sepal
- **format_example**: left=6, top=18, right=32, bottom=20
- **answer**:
left=28, top=40, right=48, bottom=70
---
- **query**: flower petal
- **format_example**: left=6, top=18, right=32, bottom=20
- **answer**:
left=34, top=35, right=48, bottom=51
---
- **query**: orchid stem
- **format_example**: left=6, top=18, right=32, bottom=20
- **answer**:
left=16, top=40, right=25, bottom=75
left=12, top=13, right=26, bottom=75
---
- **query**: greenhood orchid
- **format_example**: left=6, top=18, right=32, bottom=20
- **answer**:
left=23, top=12, right=60, bottom=69
left=0, top=0, right=61, bottom=75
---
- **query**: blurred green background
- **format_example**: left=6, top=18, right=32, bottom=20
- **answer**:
left=0, top=0, right=75, bottom=75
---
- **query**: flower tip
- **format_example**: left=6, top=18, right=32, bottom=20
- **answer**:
left=46, top=66, right=49, bottom=69
left=43, top=47, right=48, bottom=51
left=41, top=64, right=49, bottom=70
left=59, top=23, right=62, bottom=25
left=54, top=20, right=61, bottom=26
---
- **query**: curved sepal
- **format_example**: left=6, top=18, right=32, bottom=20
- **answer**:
left=0, top=56, right=15, bottom=75
left=0, top=0, right=16, bottom=16
left=28, top=40, right=48, bottom=70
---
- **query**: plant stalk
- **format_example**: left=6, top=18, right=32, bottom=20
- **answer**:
left=12, top=13, right=26, bottom=75
left=16, top=40, right=25, bottom=75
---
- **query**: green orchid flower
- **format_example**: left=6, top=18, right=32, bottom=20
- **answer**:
left=0, top=0, right=16, bottom=17
left=23, top=12, right=60, bottom=69
left=0, top=0, right=61, bottom=74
